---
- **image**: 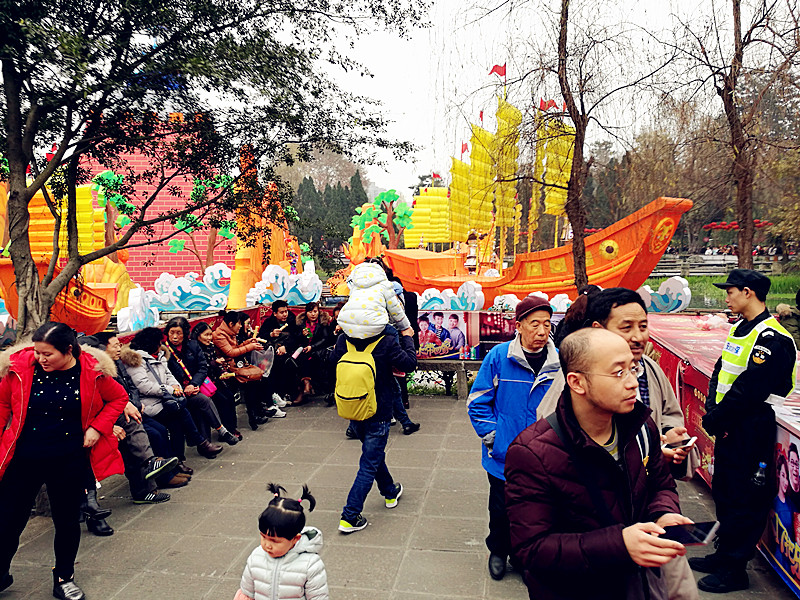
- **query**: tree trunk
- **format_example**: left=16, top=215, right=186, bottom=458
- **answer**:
left=205, top=228, right=218, bottom=270
left=720, top=0, right=754, bottom=269
left=558, top=0, right=589, bottom=290
left=565, top=136, right=589, bottom=289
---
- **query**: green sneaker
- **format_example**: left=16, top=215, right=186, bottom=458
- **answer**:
left=385, top=483, right=403, bottom=508
left=338, top=513, right=368, bottom=533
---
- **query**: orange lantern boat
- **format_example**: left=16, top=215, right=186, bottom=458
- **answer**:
left=383, top=196, right=692, bottom=306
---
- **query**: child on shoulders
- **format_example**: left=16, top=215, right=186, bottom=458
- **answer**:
left=235, top=483, right=328, bottom=600
left=337, top=261, right=412, bottom=339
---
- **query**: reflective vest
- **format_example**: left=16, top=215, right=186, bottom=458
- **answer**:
left=716, top=315, right=797, bottom=404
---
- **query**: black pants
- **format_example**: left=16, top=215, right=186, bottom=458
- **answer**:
left=487, top=473, right=511, bottom=559
left=712, top=417, right=776, bottom=568
left=212, top=384, right=238, bottom=432
left=0, top=450, right=86, bottom=579
left=153, top=406, right=205, bottom=460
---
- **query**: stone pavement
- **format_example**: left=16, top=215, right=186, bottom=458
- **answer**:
left=5, top=395, right=797, bottom=599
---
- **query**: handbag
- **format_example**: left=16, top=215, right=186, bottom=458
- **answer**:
left=143, top=360, right=185, bottom=413
left=234, top=363, right=264, bottom=383
left=168, top=343, right=216, bottom=396
left=199, top=377, right=217, bottom=397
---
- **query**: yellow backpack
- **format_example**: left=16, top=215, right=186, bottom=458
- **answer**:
left=335, top=336, right=383, bottom=420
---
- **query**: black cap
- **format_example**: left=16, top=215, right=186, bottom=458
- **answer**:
left=713, top=269, right=771, bottom=297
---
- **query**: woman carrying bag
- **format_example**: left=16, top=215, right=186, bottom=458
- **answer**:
left=0, top=322, right=128, bottom=600
left=164, top=317, right=239, bottom=445
left=125, top=328, right=223, bottom=461
left=213, top=310, right=274, bottom=430
left=191, top=321, right=241, bottom=440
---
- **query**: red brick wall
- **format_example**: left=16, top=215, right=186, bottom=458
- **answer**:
left=83, top=149, right=237, bottom=289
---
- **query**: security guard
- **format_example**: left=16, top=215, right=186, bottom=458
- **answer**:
left=690, top=269, right=797, bottom=593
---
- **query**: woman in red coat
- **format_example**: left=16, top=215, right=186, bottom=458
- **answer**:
left=0, top=322, right=128, bottom=600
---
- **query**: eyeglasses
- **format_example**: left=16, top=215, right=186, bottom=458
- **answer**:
left=575, top=363, right=645, bottom=380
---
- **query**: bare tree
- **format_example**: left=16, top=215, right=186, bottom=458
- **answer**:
left=667, top=0, right=800, bottom=267
left=514, top=0, right=678, bottom=288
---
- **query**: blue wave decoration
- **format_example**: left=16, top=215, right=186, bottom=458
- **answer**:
left=638, top=276, right=691, bottom=313
left=147, top=263, right=231, bottom=312
left=246, top=262, right=322, bottom=306
left=419, top=282, right=486, bottom=311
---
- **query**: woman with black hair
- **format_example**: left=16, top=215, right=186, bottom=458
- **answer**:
left=191, top=321, right=241, bottom=439
left=0, top=322, right=128, bottom=600
left=124, top=327, right=223, bottom=460
left=213, top=310, right=276, bottom=430
left=164, top=317, right=239, bottom=445
left=292, top=302, right=334, bottom=405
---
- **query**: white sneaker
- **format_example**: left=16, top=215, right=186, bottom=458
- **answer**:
left=271, top=407, right=287, bottom=418
left=272, top=393, right=288, bottom=408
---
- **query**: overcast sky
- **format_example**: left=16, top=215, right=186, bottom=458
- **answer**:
left=337, top=0, right=713, bottom=201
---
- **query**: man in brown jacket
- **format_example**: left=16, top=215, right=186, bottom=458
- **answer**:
left=505, top=328, right=693, bottom=600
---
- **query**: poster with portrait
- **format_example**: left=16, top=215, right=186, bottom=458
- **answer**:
left=417, top=311, right=474, bottom=359
left=759, top=424, right=800, bottom=596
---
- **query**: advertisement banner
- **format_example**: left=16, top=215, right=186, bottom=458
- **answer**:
left=417, top=311, right=478, bottom=359
left=761, top=425, right=800, bottom=596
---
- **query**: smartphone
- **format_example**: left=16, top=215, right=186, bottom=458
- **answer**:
left=663, top=436, right=697, bottom=450
left=661, top=521, right=720, bottom=546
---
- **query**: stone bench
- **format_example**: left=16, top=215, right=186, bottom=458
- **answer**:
left=416, top=359, right=483, bottom=401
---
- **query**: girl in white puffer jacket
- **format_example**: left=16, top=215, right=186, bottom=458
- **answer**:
left=235, top=484, right=328, bottom=600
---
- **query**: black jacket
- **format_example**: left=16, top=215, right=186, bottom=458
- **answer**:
left=330, top=332, right=417, bottom=422
left=166, top=340, right=208, bottom=387
left=704, top=309, right=796, bottom=436
left=258, top=315, right=303, bottom=354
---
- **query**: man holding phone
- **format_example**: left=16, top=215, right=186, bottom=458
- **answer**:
left=505, top=328, right=691, bottom=600
left=691, top=270, right=797, bottom=593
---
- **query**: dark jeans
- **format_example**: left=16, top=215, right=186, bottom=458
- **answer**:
left=212, top=384, right=238, bottom=432
left=392, top=377, right=413, bottom=427
left=153, top=405, right=205, bottom=460
left=342, top=419, right=395, bottom=521
left=487, top=473, right=511, bottom=558
left=0, top=450, right=85, bottom=579
left=141, top=418, right=181, bottom=487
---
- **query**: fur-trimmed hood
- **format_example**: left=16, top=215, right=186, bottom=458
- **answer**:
left=119, top=346, right=142, bottom=368
left=0, top=342, right=117, bottom=379
left=296, top=311, right=332, bottom=328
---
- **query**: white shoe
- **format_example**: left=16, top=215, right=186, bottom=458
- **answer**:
left=272, top=393, right=288, bottom=408
left=271, top=407, right=287, bottom=418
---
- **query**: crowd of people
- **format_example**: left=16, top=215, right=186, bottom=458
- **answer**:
left=0, top=265, right=794, bottom=600
left=468, top=269, right=796, bottom=598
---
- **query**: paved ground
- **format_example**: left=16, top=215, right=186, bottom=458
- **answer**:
left=5, top=395, right=797, bottom=599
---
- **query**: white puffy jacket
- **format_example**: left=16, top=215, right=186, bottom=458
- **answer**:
left=337, top=262, right=412, bottom=339
left=239, top=526, right=328, bottom=600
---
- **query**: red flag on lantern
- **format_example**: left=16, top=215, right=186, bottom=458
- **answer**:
left=539, top=98, right=547, bottom=111
left=432, top=173, right=442, bottom=179
left=489, top=63, right=507, bottom=77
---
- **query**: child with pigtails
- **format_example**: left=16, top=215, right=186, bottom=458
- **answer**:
left=235, top=483, right=328, bottom=600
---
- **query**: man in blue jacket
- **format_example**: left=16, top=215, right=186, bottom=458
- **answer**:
left=467, top=295, right=560, bottom=580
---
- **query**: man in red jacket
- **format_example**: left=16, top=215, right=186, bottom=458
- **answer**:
left=505, top=328, right=693, bottom=600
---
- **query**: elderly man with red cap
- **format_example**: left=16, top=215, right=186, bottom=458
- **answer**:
left=467, top=295, right=560, bottom=581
